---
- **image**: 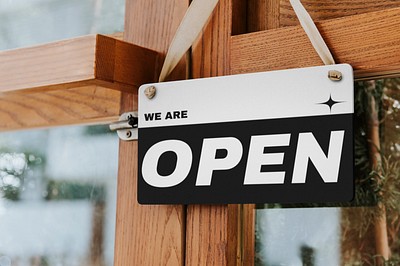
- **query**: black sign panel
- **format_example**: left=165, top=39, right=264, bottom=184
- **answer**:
left=138, top=114, right=353, bottom=204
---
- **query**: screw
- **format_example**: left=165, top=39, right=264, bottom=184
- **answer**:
left=126, top=131, right=132, bottom=138
left=328, top=70, right=342, bottom=81
left=144, top=86, right=156, bottom=99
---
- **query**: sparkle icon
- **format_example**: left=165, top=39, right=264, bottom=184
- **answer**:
left=319, top=94, right=344, bottom=112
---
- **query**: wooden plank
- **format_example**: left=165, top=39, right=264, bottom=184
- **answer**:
left=187, top=1, right=242, bottom=265
left=242, top=205, right=255, bottom=265
left=113, top=0, right=188, bottom=265
left=280, top=0, right=400, bottom=27
left=231, top=7, right=400, bottom=79
left=233, top=0, right=400, bottom=34
left=186, top=205, right=226, bottom=265
left=96, top=35, right=158, bottom=89
left=186, top=205, right=239, bottom=265
left=0, top=34, right=158, bottom=93
left=231, top=0, right=247, bottom=35
left=191, top=0, right=231, bottom=78
left=0, top=86, right=121, bottom=131
left=123, top=0, right=188, bottom=80
left=115, top=129, right=185, bottom=265
left=107, top=32, right=124, bottom=40
left=247, top=0, right=280, bottom=32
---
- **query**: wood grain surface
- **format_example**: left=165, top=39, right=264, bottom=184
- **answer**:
left=0, top=34, right=158, bottom=93
left=95, top=35, right=158, bottom=90
left=247, top=0, right=280, bottom=32
left=0, top=35, right=96, bottom=92
left=234, top=0, right=400, bottom=34
left=186, top=205, right=239, bottom=265
left=113, top=0, right=188, bottom=265
left=231, top=7, right=400, bottom=79
left=280, top=0, right=400, bottom=27
left=242, top=204, right=255, bottom=265
left=187, top=1, right=243, bottom=265
left=0, top=34, right=157, bottom=131
left=0, top=86, right=121, bottom=131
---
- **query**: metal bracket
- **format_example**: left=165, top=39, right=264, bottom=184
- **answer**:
left=109, top=112, right=138, bottom=141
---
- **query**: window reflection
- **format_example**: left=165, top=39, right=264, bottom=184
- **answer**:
left=0, top=125, right=118, bottom=266
left=256, top=207, right=340, bottom=266
left=255, top=78, right=400, bottom=265
left=0, top=0, right=125, bottom=50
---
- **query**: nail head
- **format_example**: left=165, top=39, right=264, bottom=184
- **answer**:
left=328, top=70, right=342, bottom=81
left=144, top=86, right=157, bottom=99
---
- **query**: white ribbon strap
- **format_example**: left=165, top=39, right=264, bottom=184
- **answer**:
left=158, top=0, right=219, bottom=82
left=290, top=0, right=335, bottom=65
left=159, top=0, right=333, bottom=81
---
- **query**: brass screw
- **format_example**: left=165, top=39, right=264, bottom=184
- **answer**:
left=328, top=70, right=342, bottom=81
left=144, top=86, right=157, bottom=99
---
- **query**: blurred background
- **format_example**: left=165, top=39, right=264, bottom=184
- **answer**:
left=0, top=1, right=124, bottom=265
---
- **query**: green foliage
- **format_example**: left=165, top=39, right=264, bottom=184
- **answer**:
left=1, top=185, right=20, bottom=201
left=342, top=79, right=400, bottom=262
left=0, top=150, right=44, bottom=201
left=46, top=180, right=106, bottom=203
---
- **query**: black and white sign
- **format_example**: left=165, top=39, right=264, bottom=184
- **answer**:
left=138, top=64, right=354, bottom=204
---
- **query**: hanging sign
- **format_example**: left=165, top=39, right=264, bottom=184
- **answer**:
left=137, top=64, right=354, bottom=204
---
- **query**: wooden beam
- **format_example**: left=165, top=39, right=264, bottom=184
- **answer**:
left=0, top=34, right=158, bottom=93
left=0, top=86, right=121, bottom=131
left=114, top=0, right=188, bottom=265
left=280, top=0, right=400, bottom=27
left=0, top=33, right=158, bottom=131
left=231, top=7, right=400, bottom=79
left=187, top=1, right=243, bottom=266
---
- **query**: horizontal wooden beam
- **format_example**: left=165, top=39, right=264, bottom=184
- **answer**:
left=0, top=34, right=160, bottom=131
left=231, top=7, right=400, bottom=80
left=0, top=86, right=121, bottom=131
left=280, top=0, right=400, bottom=27
left=0, top=34, right=158, bottom=93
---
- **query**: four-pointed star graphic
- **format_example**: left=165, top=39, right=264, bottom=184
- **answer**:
left=319, top=94, right=344, bottom=111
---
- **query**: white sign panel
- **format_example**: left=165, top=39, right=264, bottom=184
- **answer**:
left=138, top=64, right=354, bottom=204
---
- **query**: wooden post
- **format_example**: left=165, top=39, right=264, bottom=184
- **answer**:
left=185, top=1, right=243, bottom=265
left=114, top=1, right=188, bottom=265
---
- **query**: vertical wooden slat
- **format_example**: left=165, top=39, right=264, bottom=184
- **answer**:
left=242, top=205, right=255, bottom=265
left=186, top=205, right=230, bottom=265
left=191, top=0, right=231, bottom=79
left=247, top=0, right=280, bottom=32
left=231, top=0, right=247, bottom=35
left=186, top=1, right=242, bottom=265
left=114, top=1, right=188, bottom=265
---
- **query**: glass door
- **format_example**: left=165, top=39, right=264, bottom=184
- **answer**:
left=254, top=78, right=400, bottom=265
left=0, top=125, right=119, bottom=265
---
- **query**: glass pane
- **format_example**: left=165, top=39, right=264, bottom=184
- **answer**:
left=0, top=0, right=125, bottom=50
left=0, top=2, right=123, bottom=265
left=256, top=207, right=340, bottom=265
left=0, top=125, right=118, bottom=266
left=254, top=78, right=400, bottom=265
